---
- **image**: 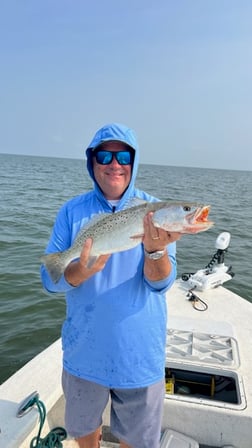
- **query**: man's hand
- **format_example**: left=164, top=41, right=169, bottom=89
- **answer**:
left=142, top=212, right=182, bottom=282
left=143, top=212, right=181, bottom=253
left=64, top=238, right=110, bottom=287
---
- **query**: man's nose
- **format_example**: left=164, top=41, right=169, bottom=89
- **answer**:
left=110, top=155, right=121, bottom=166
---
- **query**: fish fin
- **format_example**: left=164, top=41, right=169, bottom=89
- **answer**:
left=82, top=213, right=110, bottom=230
left=123, top=197, right=148, bottom=209
left=41, top=252, right=66, bottom=284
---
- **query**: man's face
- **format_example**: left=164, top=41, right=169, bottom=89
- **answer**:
left=92, top=141, right=133, bottom=200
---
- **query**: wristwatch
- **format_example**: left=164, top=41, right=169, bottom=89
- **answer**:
left=144, top=248, right=166, bottom=260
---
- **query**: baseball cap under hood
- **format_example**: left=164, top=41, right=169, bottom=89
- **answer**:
left=86, top=122, right=139, bottom=152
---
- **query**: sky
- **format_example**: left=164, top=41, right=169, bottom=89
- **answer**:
left=1, top=1, right=252, bottom=170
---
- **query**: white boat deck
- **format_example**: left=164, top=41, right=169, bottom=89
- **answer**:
left=0, top=280, right=251, bottom=447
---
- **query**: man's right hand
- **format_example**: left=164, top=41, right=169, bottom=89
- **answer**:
left=64, top=238, right=110, bottom=287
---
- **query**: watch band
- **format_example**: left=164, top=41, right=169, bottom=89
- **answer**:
left=144, top=248, right=166, bottom=260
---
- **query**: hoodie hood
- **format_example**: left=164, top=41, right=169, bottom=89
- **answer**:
left=85, top=123, right=140, bottom=209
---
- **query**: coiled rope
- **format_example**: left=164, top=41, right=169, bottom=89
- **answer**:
left=17, top=391, right=67, bottom=447
left=29, top=396, right=67, bottom=447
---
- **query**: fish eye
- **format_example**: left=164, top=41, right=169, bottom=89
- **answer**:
left=183, top=205, right=191, bottom=212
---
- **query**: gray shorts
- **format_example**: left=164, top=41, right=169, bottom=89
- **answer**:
left=62, top=369, right=165, bottom=447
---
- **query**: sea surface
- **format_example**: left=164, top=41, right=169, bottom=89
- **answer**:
left=0, top=153, right=252, bottom=384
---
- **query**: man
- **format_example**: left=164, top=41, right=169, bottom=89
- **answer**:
left=41, top=123, right=181, bottom=448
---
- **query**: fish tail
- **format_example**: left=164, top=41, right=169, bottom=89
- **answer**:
left=41, top=252, right=66, bottom=283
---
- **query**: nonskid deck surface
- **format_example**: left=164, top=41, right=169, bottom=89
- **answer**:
left=166, top=328, right=238, bottom=367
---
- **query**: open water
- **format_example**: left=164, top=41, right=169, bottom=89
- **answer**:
left=0, top=153, right=252, bottom=384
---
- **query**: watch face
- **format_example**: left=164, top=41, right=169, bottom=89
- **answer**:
left=144, top=249, right=165, bottom=260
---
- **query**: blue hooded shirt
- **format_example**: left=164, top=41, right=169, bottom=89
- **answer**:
left=40, top=123, right=177, bottom=388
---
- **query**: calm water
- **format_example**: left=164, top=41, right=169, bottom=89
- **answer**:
left=1, top=153, right=252, bottom=384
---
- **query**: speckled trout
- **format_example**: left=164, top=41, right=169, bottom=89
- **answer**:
left=41, top=200, right=213, bottom=283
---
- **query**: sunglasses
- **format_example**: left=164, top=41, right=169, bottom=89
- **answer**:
left=93, top=150, right=133, bottom=165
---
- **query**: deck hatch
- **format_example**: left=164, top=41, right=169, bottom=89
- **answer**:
left=165, top=328, right=246, bottom=410
left=166, top=328, right=240, bottom=369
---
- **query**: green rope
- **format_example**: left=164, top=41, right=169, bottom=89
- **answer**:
left=29, top=396, right=67, bottom=448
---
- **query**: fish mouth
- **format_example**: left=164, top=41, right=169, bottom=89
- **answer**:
left=192, top=205, right=213, bottom=227
left=181, top=205, right=214, bottom=234
left=196, top=205, right=210, bottom=222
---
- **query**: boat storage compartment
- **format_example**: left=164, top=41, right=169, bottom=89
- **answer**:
left=165, top=366, right=243, bottom=406
left=165, top=328, right=246, bottom=410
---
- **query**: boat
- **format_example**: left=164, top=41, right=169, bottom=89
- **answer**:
left=0, top=233, right=252, bottom=447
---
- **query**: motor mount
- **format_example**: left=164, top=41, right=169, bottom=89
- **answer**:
left=182, top=232, right=235, bottom=291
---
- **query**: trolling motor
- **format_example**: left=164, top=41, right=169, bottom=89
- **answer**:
left=182, top=232, right=235, bottom=291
